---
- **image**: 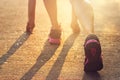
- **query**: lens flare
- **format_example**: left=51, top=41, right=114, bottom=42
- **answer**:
left=85, top=0, right=91, bottom=3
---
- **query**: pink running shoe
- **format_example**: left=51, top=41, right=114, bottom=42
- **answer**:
left=48, top=29, right=61, bottom=45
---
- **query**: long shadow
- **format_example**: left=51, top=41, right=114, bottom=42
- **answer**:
left=0, top=32, right=30, bottom=65
left=82, top=72, right=101, bottom=80
left=20, top=40, right=59, bottom=80
left=46, top=33, right=79, bottom=80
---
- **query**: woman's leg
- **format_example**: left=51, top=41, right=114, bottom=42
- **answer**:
left=71, top=6, right=80, bottom=33
left=44, top=0, right=61, bottom=45
left=26, top=0, right=36, bottom=33
left=70, top=0, right=94, bottom=33
left=44, top=0, right=60, bottom=29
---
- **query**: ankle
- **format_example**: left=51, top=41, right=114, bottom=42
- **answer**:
left=51, top=24, right=61, bottom=30
left=71, top=20, right=78, bottom=26
left=27, top=22, right=35, bottom=27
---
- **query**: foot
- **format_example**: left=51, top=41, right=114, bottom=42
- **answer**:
left=26, top=23, right=35, bottom=34
left=48, top=28, right=61, bottom=45
left=71, top=22, right=80, bottom=34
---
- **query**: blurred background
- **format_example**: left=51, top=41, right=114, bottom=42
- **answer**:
left=0, top=0, right=120, bottom=33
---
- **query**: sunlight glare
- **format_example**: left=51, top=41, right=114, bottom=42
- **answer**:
left=85, top=0, right=91, bottom=4
left=57, top=0, right=72, bottom=25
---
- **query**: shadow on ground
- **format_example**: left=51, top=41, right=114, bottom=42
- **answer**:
left=20, top=40, right=59, bottom=80
left=46, top=33, right=78, bottom=80
left=0, top=32, right=30, bottom=65
left=20, top=33, right=78, bottom=80
left=82, top=72, right=101, bottom=80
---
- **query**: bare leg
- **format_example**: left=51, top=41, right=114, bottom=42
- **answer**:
left=71, top=6, right=80, bottom=33
left=70, top=0, right=94, bottom=33
left=44, top=0, right=61, bottom=45
left=26, top=0, right=36, bottom=33
left=44, top=0, right=60, bottom=29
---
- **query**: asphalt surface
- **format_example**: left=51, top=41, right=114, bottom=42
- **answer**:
left=0, top=0, right=120, bottom=80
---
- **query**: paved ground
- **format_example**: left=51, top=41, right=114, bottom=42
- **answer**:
left=0, top=0, right=120, bottom=80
